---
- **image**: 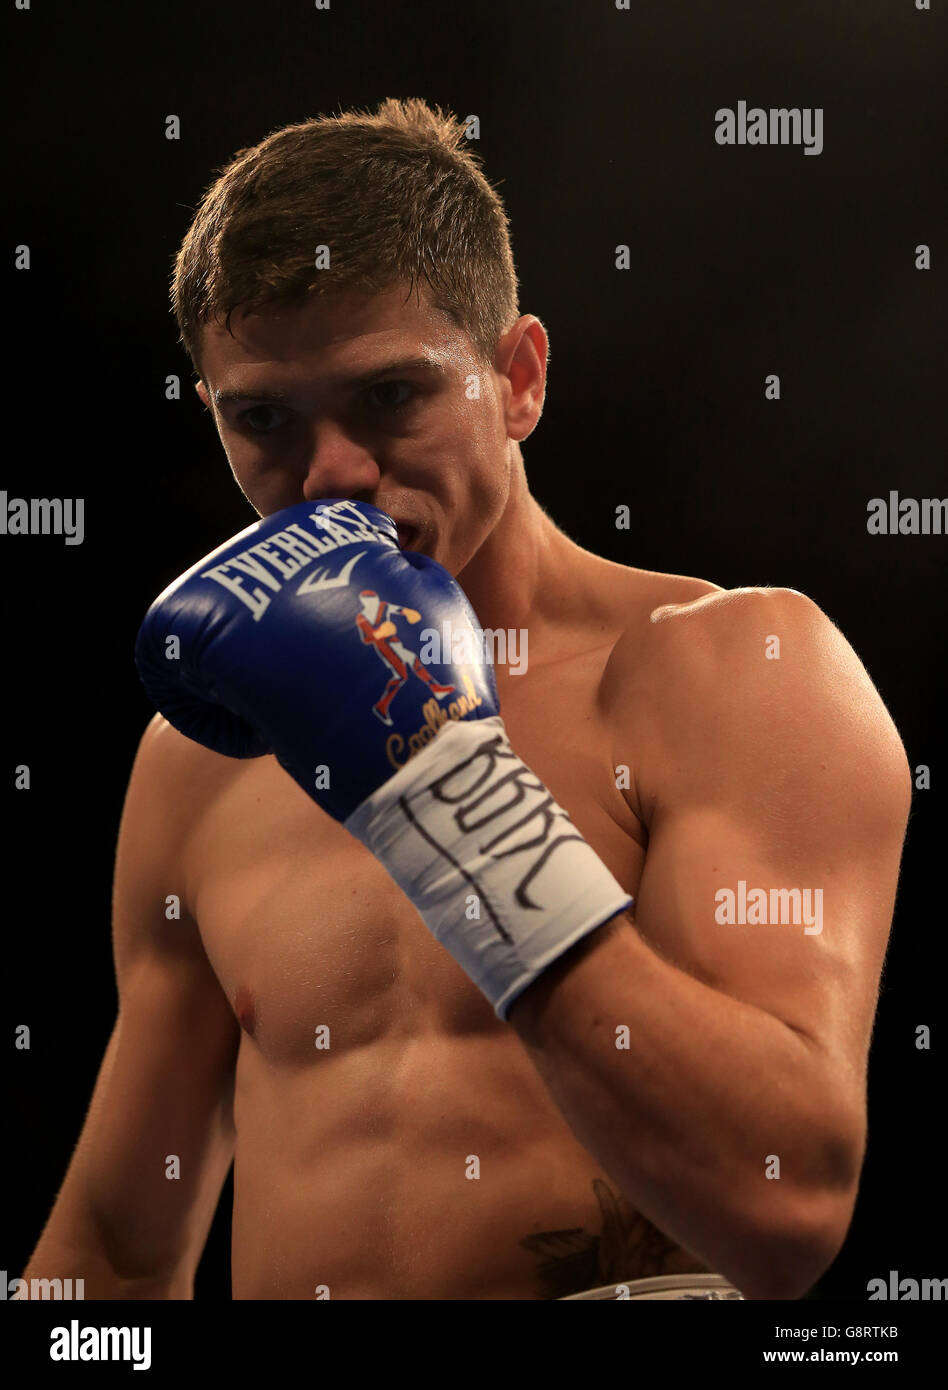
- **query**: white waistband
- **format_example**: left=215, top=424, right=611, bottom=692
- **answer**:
left=559, top=1273, right=744, bottom=1300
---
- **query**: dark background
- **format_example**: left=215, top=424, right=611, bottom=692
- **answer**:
left=4, top=0, right=945, bottom=1301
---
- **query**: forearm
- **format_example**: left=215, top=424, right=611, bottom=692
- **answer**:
left=20, top=1214, right=194, bottom=1300
left=508, top=914, right=858, bottom=1300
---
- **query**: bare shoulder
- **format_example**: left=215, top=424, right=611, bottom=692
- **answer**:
left=110, top=714, right=245, bottom=985
left=121, top=713, right=250, bottom=884
left=599, top=559, right=724, bottom=620
left=603, top=580, right=833, bottom=695
left=599, top=579, right=910, bottom=819
left=134, top=711, right=245, bottom=801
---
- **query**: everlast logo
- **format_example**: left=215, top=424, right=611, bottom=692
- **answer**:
left=200, top=500, right=391, bottom=620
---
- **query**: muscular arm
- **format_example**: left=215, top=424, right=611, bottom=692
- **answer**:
left=20, top=716, right=240, bottom=1299
left=507, top=588, right=911, bottom=1301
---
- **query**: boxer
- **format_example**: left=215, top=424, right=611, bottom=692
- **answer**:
left=22, top=99, right=909, bottom=1301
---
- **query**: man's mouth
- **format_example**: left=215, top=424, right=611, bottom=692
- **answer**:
left=395, top=523, right=418, bottom=551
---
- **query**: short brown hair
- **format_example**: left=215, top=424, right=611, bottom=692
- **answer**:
left=172, top=98, right=520, bottom=378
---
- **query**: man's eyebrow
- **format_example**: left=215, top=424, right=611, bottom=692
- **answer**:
left=214, top=387, right=292, bottom=407
left=213, top=356, right=447, bottom=407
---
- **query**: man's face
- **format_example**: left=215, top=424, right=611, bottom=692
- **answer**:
left=195, top=284, right=531, bottom=575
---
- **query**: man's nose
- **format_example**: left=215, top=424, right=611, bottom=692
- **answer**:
left=300, top=423, right=381, bottom=502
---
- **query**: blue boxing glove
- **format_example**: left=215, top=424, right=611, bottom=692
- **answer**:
left=136, top=498, right=497, bottom=819
left=135, top=499, right=632, bottom=1019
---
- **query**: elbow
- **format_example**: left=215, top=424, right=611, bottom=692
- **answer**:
left=736, top=1101, right=865, bottom=1301
left=736, top=1185, right=857, bottom=1302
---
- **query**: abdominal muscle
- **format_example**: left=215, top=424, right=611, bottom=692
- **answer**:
left=228, top=996, right=709, bottom=1300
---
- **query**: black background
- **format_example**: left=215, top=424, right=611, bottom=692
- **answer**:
left=4, top=0, right=946, bottom=1302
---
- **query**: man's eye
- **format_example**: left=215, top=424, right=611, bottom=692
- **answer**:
left=236, top=404, right=290, bottom=434
left=366, top=380, right=414, bottom=411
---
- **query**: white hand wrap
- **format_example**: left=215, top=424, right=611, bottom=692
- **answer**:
left=344, top=715, right=633, bottom=1019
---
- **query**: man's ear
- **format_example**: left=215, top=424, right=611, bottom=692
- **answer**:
left=195, top=379, right=211, bottom=409
left=495, top=315, right=548, bottom=443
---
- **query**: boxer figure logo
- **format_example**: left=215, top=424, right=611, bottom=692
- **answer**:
left=355, top=590, right=456, bottom=726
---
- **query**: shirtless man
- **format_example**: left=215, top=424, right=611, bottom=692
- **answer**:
left=21, top=99, right=910, bottom=1302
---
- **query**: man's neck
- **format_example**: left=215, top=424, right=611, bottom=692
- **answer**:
left=455, top=454, right=592, bottom=644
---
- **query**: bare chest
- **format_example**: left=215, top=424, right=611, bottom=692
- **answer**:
left=184, top=653, right=647, bottom=1059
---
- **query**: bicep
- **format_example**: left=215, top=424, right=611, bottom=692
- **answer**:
left=633, top=796, right=895, bottom=1077
left=628, top=590, right=911, bottom=1080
